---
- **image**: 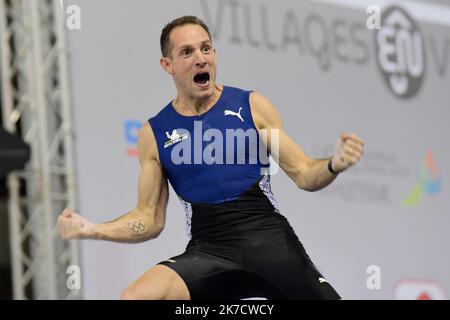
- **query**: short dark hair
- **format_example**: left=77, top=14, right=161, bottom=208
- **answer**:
left=160, top=16, right=212, bottom=58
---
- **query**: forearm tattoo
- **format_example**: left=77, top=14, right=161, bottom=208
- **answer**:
left=128, top=220, right=149, bottom=238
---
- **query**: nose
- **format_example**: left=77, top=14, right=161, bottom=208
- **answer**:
left=194, top=49, right=207, bottom=68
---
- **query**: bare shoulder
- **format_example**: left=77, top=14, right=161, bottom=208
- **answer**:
left=249, top=91, right=282, bottom=130
left=137, top=122, right=159, bottom=165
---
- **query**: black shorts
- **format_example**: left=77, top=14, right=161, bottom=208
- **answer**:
left=158, top=180, right=341, bottom=300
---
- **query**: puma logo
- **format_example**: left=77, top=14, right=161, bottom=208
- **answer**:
left=319, top=277, right=329, bottom=284
left=224, top=107, right=244, bottom=122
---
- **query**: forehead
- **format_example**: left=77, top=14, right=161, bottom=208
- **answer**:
left=169, top=24, right=211, bottom=49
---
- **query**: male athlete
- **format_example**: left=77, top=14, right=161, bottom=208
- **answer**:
left=58, top=16, right=364, bottom=300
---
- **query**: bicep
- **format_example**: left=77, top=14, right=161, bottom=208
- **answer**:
left=135, top=123, right=167, bottom=218
left=250, top=92, right=311, bottom=186
left=136, top=159, right=165, bottom=212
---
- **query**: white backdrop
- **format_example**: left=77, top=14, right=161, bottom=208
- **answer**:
left=66, top=0, right=450, bottom=299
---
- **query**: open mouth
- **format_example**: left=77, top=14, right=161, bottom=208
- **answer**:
left=193, top=72, right=210, bottom=86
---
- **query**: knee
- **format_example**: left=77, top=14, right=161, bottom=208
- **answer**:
left=120, top=284, right=163, bottom=300
left=120, top=287, right=138, bottom=300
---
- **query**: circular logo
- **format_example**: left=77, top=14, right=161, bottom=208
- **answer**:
left=375, top=6, right=426, bottom=99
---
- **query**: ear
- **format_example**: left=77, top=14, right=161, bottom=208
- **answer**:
left=160, top=57, right=174, bottom=75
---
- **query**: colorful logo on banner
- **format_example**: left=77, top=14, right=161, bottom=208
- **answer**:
left=124, top=120, right=142, bottom=157
left=402, top=151, right=442, bottom=205
left=395, top=280, right=446, bottom=300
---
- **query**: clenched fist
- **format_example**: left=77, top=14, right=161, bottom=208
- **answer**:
left=58, top=208, right=93, bottom=240
left=331, top=132, right=365, bottom=173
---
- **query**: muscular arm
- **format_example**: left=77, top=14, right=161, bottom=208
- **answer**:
left=250, top=92, right=363, bottom=192
left=58, top=123, right=169, bottom=243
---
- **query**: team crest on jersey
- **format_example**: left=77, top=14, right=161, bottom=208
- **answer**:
left=164, top=129, right=189, bottom=149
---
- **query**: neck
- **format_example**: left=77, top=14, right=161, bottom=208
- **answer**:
left=173, top=85, right=223, bottom=116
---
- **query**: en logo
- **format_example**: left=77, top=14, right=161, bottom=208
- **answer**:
left=375, top=6, right=425, bottom=98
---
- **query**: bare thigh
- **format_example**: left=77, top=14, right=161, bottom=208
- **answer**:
left=121, top=264, right=190, bottom=300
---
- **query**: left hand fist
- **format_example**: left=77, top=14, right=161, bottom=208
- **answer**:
left=331, top=132, right=365, bottom=173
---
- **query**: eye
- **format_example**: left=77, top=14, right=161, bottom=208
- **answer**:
left=202, top=46, right=212, bottom=53
left=181, top=49, right=192, bottom=56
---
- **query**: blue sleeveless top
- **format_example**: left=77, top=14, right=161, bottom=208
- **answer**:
left=148, top=86, right=272, bottom=205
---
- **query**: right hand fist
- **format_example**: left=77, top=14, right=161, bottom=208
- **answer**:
left=58, top=208, right=92, bottom=240
left=331, top=132, right=365, bottom=173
